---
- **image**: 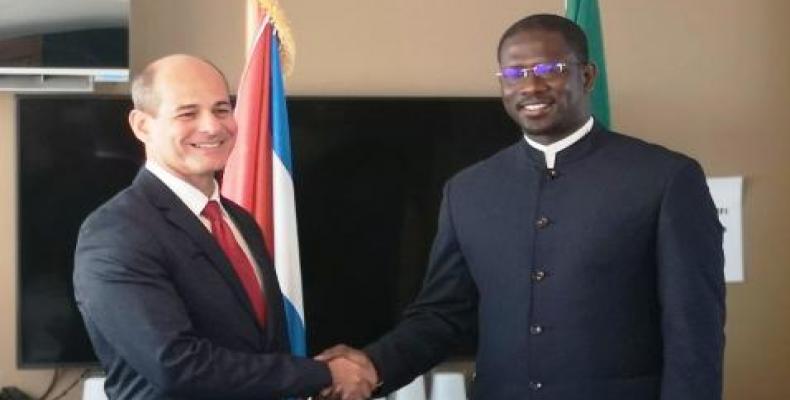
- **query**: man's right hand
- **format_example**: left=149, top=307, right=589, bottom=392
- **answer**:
left=316, top=344, right=379, bottom=400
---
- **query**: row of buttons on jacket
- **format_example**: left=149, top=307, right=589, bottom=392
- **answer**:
left=528, top=169, right=558, bottom=392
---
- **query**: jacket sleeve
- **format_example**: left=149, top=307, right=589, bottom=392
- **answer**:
left=656, top=159, right=725, bottom=400
left=73, top=210, right=332, bottom=399
left=364, top=182, right=478, bottom=395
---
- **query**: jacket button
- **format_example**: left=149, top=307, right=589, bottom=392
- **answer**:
left=532, top=270, right=546, bottom=282
left=535, top=216, right=550, bottom=228
left=529, top=381, right=543, bottom=391
left=547, top=169, right=559, bottom=179
left=530, top=324, right=543, bottom=335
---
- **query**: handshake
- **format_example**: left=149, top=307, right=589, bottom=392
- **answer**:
left=315, top=344, right=380, bottom=400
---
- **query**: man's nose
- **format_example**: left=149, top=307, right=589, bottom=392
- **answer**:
left=197, top=113, right=223, bottom=133
left=515, top=75, right=550, bottom=95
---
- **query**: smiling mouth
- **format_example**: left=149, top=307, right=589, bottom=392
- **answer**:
left=191, top=140, right=224, bottom=149
left=517, top=102, right=553, bottom=117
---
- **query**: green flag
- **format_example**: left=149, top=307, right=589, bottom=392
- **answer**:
left=566, top=0, right=611, bottom=128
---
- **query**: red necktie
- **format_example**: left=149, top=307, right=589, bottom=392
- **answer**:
left=202, top=201, right=266, bottom=326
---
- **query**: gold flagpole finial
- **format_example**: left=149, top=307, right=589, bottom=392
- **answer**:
left=258, top=0, right=295, bottom=76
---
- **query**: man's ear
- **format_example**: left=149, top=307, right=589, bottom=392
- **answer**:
left=128, top=109, right=150, bottom=143
left=583, top=62, right=598, bottom=93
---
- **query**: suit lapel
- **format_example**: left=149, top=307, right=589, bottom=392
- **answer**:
left=132, top=170, right=263, bottom=332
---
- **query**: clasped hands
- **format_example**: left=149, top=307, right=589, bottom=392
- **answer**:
left=316, top=344, right=380, bottom=400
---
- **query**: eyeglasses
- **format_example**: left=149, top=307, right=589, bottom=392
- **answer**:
left=496, top=62, right=578, bottom=83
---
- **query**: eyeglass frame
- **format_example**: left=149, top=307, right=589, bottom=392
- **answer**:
left=495, top=61, right=587, bottom=83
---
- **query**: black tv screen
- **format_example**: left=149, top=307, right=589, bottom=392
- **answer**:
left=17, top=95, right=142, bottom=366
left=0, top=28, right=128, bottom=69
left=16, top=95, right=519, bottom=367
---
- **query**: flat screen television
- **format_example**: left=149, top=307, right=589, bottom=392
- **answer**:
left=0, top=2, right=129, bottom=85
left=16, top=95, right=519, bottom=367
left=0, top=28, right=128, bottom=69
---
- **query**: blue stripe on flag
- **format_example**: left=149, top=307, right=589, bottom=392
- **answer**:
left=270, top=35, right=293, bottom=174
left=283, top=298, right=306, bottom=357
left=269, top=33, right=305, bottom=358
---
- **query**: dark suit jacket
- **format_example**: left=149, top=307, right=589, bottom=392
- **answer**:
left=365, top=124, right=725, bottom=400
left=74, top=169, right=331, bottom=399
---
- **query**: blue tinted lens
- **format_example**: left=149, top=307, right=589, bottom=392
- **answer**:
left=500, top=67, right=525, bottom=80
left=533, top=63, right=560, bottom=77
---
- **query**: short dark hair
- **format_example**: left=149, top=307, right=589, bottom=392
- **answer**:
left=130, top=65, right=158, bottom=114
left=497, top=14, right=589, bottom=64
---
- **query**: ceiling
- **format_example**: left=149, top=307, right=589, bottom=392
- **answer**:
left=0, top=0, right=128, bottom=39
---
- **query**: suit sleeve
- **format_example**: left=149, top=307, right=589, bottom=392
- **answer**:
left=656, top=159, right=725, bottom=400
left=364, top=182, right=478, bottom=395
left=73, top=211, right=331, bottom=398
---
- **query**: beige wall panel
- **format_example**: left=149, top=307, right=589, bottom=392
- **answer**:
left=285, top=0, right=561, bottom=95
left=130, top=0, right=247, bottom=89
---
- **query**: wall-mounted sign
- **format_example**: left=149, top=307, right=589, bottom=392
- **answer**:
left=707, top=176, right=744, bottom=283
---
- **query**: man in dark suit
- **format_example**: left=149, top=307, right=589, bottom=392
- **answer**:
left=74, top=54, right=377, bottom=399
left=318, top=14, right=725, bottom=400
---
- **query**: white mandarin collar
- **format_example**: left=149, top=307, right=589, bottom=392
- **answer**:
left=524, top=117, right=594, bottom=169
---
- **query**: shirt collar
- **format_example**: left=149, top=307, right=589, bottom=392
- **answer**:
left=145, top=160, right=220, bottom=217
left=523, top=116, right=594, bottom=168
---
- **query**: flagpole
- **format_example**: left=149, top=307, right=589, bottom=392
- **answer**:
left=245, top=0, right=261, bottom=59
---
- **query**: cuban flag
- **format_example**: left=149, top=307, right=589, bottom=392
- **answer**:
left=221, top=3, right=305, bottom=357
